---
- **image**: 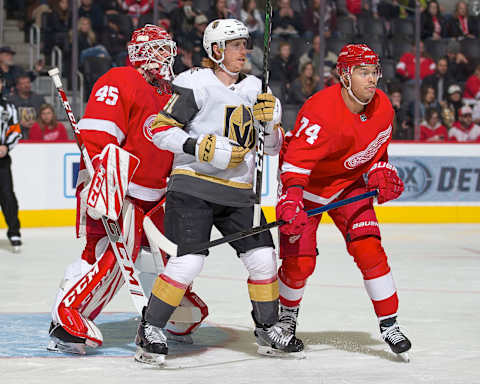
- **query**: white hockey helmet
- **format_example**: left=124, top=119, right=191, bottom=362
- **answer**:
left=203, top=19, right=249, bottom=64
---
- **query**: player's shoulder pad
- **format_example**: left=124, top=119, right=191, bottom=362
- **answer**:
left=173, top=67, right=210, bottom=89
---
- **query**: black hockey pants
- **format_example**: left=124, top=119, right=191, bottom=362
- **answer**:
left=0, top=155, right=20, bottom=238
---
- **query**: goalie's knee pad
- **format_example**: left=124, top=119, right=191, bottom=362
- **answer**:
left=240, top=246, right=277, bottom=281
left=279, top=255, right=316, bottom=285
left=347, top=236, right=390, bottom=280
left=165, top=289, right=209, bottom=337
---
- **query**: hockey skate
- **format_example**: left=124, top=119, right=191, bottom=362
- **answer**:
left=278, top=304, right=299, bottom=336
left=135, top=312, right=168, bottom=367
left=380, top=317, right=412, bottom=362
left=9, top=236, right=21, bottom=253
left=47, top=322, right=88, bottom=355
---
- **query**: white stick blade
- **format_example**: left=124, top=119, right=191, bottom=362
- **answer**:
left=143, top=216, right=178, bottom=256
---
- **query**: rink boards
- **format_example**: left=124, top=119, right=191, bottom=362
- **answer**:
left=1, top=142, right=479, bottom=228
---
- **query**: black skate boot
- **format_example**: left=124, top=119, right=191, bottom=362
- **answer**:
left=278, top=304, right=299, bottom=336
left=8, top=236, right=22, bottom=253
left=252, top=311, right=305, bottom=358
left=47, top=322, right=88, bottom=355
left=135, top=308, right=168, bottom=366
left=380, top=317, right=411, bottom=361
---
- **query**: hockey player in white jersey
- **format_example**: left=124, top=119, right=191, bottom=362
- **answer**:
left=132, top=19, right=304, bottom=366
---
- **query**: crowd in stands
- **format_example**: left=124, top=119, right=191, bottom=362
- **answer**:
left=2, top=0, right=480, bottom=142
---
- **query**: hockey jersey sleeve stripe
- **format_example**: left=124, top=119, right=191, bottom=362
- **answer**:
left=151, top=112, right=184, bottom=133
left=281, top=161, right=312, bottom=175
left=5, top=124, right=22, bottom=151
left=78, top=118, right=125, bottom=145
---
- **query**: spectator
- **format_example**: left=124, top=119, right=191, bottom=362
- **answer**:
left=422, top=57, right=454, bottom=102
left=390, top=86, right=414, bottom=140
left=8, top=75, right=46, bottom=139
left=270, top=41, right=298, bottom=86
left=449, top=105, right=480, bottom=142
left=420, top=107, right=448, bottom=141
left=463, top=64, right=480, bottom=105
left=272, top=0, right=304, bottom=38
left=472, top=102, right=480, bottom=126
left=28, top=104, right=68, bottom=142
left=206, top=0, right=234, bottom=21
left=102, top=15, right=129, bottom=66
left=442, top=84, right=464, bottom=126
left=170, top=0, right=197, bottom=42
left=288, top=62, right=321, bottom=105
left=445, top=39, right=470, bottom=83
left=245, top=44, right=264, bottom=77
left=173, top=43, right=194, bottom=74
left=396, top=41, right=436, bottom=81
left=420, top=0, right=448, bottom=40
left=409, top=84, right=441, bottom=122
left=99, top=0, right=127, bottom=14
left=79, top=0, right=105, bottom=34
left=298, top=35, right=337, bottom=76
left=303, top=0, right=335, bottom=40
left=44, top=0, right=70, bottom=56
left=0, top=47, right=28, bottom=96
left=240, top=0, right=264, bottom=40
left=75, top=17, right=110, bottom=66
left=0, top=73, right=22, bottom=252
left=446, top=1, right=478, bottom=39
left=187, top=14, right=209, bottom=67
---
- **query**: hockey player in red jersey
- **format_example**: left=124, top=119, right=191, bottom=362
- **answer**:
left=47, top=25, right=207, bottom=355
left=276, top=44, right=412, bottom=358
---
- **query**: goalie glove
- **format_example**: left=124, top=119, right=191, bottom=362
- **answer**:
left=367, top=161, right=404, bottom=204
left=86, top=144, right=140, bottom=220
left=195, top=134, right=250, bottom=169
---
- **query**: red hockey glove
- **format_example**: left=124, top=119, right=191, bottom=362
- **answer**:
left=276, top=186, right=308, bottom=235
left=367, top=161, right=404, bottom=204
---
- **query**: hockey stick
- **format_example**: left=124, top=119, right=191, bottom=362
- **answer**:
left=252, top=0, right=273, bottom=227
left=49, top=68, right=200, bottom=323
left=144, top=190, right=378, bottom=257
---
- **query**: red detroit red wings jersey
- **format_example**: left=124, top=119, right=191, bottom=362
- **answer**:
left=78, top=66, right=173, bottom=201
left=281, top=83, right=394, bottom=204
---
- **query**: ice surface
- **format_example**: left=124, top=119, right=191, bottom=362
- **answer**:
left=0, top=224, right=479, bottom=384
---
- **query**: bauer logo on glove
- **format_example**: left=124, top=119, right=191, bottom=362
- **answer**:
left=367, top=161, right=404, bottom=204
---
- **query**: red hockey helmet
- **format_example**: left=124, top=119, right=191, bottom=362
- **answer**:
left=128, top=24, right=177, bottom=83
left=336, top=44, right=381, bottom=77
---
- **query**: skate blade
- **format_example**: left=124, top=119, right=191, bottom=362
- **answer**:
left=134, top=347, right=166, bottom=367
left=166, top=333, right=193, bottom=344
left=397, top=352, right=410, bottom=362
left=257, top=345, right=306, bottom=359
left=12, top=246, right=21, bottom=254
left=47, top=338, right=86, bottom=355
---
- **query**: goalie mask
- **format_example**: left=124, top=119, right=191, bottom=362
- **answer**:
left=128, top=24, right=177, bottom=86
left=203, top=19, right=249, bottom=76
left=337, top=44, right=382, bottom=105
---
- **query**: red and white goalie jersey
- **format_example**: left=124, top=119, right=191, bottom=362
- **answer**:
left=281, top=83, right=394, bottom=204
left=77, top=66, right=173, bottom=231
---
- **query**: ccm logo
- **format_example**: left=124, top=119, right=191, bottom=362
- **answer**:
left=63, top=263, right=100, bottom=307
left=87, top=165, right=106, bottom=207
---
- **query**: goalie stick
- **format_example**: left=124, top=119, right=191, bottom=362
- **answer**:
left=144, top=190, right=378, bottom=257
left=252, top=0, right=273, bottom=227
left=48, top=68, right=200, bottom=323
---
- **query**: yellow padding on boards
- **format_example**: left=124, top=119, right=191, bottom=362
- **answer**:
left=2, top=206, right=480, bottom=229
left=248, top=280, right=279, bottom=302
left=261, top=206, right=480, bottom=224
left=151, top=277, right=186, bottom=307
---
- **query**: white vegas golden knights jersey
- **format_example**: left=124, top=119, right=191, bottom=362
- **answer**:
left=155, top=67, right=279, bottom=207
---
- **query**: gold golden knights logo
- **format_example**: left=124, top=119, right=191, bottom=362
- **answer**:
left=224, top=104, right=255, bottom=149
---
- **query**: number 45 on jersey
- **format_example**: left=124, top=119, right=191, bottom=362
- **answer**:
left=95, top=85, right=119, bottom=106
